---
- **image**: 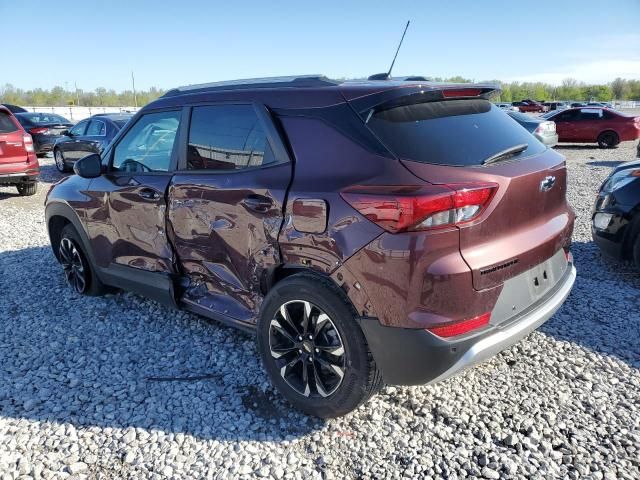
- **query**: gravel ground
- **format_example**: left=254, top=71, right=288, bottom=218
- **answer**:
left=1, top=137, right=639, bottom=479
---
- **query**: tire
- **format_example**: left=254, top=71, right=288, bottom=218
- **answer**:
left=597, top=131, right=619, bottom=148
left=257, top=274, right=383, bottom=418
left=16, top=183, right=37, bottom=196
left=54, top=149, right=70, bottom=173
left=58, top=224, right=106, bottom=296
left=633, top=233, right=640, bottom=272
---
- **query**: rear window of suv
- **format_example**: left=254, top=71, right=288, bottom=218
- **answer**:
left=366, top=99, right=545, bottom=166
left=0, top=112, right=18, bottom=134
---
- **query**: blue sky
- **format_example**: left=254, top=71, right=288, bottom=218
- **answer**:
left=3, top=0, right=639, bottom=91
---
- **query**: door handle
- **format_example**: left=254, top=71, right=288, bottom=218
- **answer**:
left=138, top=187, right=161, bottom=200
left=243, top=194, right=273, bottom=213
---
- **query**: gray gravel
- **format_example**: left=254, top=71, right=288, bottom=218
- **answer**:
left=1, top=139, right=639, bottom=479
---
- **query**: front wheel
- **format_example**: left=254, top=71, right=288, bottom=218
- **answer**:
left=257, top=274, right=382, bottom=418
left=58, top=224, right=106, bottom=296
left=54, top=149, right=70, bottom=173
left=597, top=131, right=619, bottom=148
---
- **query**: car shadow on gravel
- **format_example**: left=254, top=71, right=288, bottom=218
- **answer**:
left=540, top=240, right=640, bottom=369
left=0, top=246, right=323, bottom=441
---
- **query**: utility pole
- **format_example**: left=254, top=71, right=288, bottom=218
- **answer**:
left=74, top=82, right=80, bottom=106
left=131, top=71, right=138, bottom=108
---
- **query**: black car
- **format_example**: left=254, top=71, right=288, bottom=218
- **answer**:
left=592, top=159, right=640, bottom=270
left=53, top=113, right=132, bottom=172
left=14, top=112, right=74, bottom=157
left=1, top=104, right=28, bottom=113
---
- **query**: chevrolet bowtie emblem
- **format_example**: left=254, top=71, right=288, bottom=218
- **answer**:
left=540, top=176, right=556, bottom=192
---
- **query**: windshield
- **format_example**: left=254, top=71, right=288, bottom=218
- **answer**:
left=366, top=99, right=545, bottom=167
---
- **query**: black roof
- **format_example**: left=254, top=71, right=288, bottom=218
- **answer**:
left=162, top=75, right=339, bottom=97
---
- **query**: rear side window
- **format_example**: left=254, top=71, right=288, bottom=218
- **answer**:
left=367, top=99, right=545, bottom=167
left=187, top=105, right=274, bottom=171
left=0, top=112, right=18, bottom=133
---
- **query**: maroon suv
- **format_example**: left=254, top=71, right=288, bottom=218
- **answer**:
left=45, top=76, right=576, bottom=417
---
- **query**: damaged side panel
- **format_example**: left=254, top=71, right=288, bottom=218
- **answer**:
left=166, top=164, right=291, bottom=326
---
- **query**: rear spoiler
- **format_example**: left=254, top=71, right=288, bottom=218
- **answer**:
left=349, top=83, right=501, bottom=115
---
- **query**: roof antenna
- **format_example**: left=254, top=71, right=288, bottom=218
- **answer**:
left=368, top=20, right=411, bottom=81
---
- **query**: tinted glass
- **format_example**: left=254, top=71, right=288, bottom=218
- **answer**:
left=0, top=112, right=18, bottom=133
left=18, top=112, right=70, bottom=124
left=367, top=99, right=545, bottom=167
left=113, top=119, right=130, bottom=128
left=86, top=120, right=106, bottom=136
left=70, top=120, right=88, bottom=136
left=187, top=105, right=274, bottom=171
left=578, top=109, right=603, bottom=120
left=112, top=110, right=180, bottom=173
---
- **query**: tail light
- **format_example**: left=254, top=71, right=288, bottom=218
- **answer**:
left=23, top=134, right=35, bottom=153
left=427, top=312, right=491, bottom=337
left=442, top=88, right=482, bottom=98
left=29, top=127, right=50, bottom=135
left=340, top=183, right=498, bottom=233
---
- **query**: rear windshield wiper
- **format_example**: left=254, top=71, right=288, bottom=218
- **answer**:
left=482, top=143, right=528, bottom=165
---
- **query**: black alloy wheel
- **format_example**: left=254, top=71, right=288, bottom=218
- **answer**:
left=269, top=300, right=346, bottom=398
left=59, top=237, right=88, bottom=294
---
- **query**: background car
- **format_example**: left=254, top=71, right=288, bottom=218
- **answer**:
left=53, top=113, right=132, bottom=172
left=543, top=107, right=640, bottom=147
left=543, top=101, right=570, bottom=111
left=1, top=104, right=28, bottom=113
left=0, top=105, right=39, bottom=195
left=592, top=159, right=640, bottom=270
left=495, top=103, right=518, bottom=111
left=14, top=112, right=73, bottom=157
left=512, top=100, right=548, bottom=113
left=570, top=102, right=587, bottom=107
left=506, top=110, right=558, bottom=146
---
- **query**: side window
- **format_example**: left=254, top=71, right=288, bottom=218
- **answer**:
left=70, top=120, right=88, bottom=136
left=578, top=109, right=602, bottom=121
left=187, top=105, right=275, bottom=171
left=112, top=110, right=180, bottom=173
left=86, top=120, right=106, bottom=136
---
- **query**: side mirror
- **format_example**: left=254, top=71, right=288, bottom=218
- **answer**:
left=73, top=153, right=103, bottom=178
left=60, top=130, right=71, bottom=136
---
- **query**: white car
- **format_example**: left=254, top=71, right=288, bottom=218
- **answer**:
left=495, top=103, right=519, bottom=111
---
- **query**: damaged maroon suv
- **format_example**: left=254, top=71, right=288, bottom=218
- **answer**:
left=45, top=76, right=576, bottom=417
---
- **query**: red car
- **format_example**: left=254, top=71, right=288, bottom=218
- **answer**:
left=543, top=107, right=640, bottom=148
left=512, top=100, right=548, bottom=113
left=0, top=105, right=39, bottom=195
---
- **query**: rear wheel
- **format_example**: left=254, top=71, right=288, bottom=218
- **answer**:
left=16, top=183, right=37, bottom=196
left=54, top=149, right=70, bottom=173
left=58, top=224, right=105, bottom=296
left=597, top=131, right=619, bottom=148
left=257, top=274, right=382, bottom=418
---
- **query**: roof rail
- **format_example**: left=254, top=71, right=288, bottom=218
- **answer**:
left=162, top=75, right=339, bottom=97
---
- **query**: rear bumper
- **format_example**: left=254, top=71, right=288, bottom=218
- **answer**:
left=0, top=170, right=39, bottom=185
left=360, top=259, right=576, bottom=386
